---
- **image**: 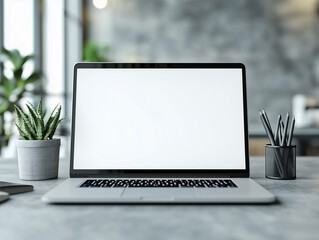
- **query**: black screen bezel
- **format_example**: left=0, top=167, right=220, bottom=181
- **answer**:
left=70, top=63, right=250, bottom=178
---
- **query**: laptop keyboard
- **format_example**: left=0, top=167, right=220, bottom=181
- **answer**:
left=79, top=179, right=238, bottom=188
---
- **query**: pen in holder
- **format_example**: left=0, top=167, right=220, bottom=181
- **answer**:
left=265, top=144, right=296, bottom=180
left=259, top=109, right=296, bottom=180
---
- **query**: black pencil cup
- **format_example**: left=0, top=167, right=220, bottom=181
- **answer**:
left=265, top=144, right=296, bottom=180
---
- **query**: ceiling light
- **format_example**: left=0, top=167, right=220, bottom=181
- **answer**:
left=92, top=0, right=108, bottom=9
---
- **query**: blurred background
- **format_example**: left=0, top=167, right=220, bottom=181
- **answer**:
left=1, top=0, right=319, bottom=157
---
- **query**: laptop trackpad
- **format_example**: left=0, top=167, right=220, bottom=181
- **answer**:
left=122, top=188, right=196, bottom=200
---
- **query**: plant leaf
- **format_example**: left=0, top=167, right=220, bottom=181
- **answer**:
left=42, top=109, right=47, bottom=119
left=36, top=98, right=45, bottom=139
left=11, top=86, right=25, bottom=98
left=43, top=105, right=61, bottom=140
left=14, top=105, right=25, bottom=131
left=14, top=69, right=23, bottom=80
left=48, top=118, right=64, bottom=139
left=2, top=76, right=14, bottom=97
left=21, top=55, right=34, bottom=66
left=10, top=49, right=23, bottom=70
left=14, top=105, right=36, bottom=139
left=15, top=123, right=29, bottom=140
left=27, top=101, right=39, bottom=118
left=37, top=98, right=43, bottom=116
left=0, top=100, right=9, bottom=114
left=44, top=104, right=59, bottom=136
left=0, top=48, right=12, bottom=63
left=26, top=103, right=42, bottom=140
left=24, top=72, right=41, bottom=85
left=1, top=48, right=23, bottom=70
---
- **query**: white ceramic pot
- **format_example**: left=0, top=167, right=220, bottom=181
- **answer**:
left=16, top=139, right=60, bottom=180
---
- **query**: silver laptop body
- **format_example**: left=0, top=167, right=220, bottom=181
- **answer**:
left=42, top=63, right=275, bottom=204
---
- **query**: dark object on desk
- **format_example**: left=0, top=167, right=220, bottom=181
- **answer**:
left=265, top=145, right=296, bottom=180
left=0, top=181, right=33, bottom=194
left=259, top=110, right=296, bottom=180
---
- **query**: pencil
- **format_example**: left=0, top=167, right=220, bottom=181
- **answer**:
left=259, top=111, right=275, bottom=145
left=278, top=120, right=282, bottom=146
left=281, top=113, right=290, bottom=146
left=274, top=115, right=281, bottom=146
left=287, top=116, right=295, bottom=146
left=262, top=109, right=273, bottom=133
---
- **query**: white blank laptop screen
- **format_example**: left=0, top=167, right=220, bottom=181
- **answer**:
left=73, top=68, right=246, bottom=170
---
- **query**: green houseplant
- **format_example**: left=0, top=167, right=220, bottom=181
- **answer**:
left=14, top=99, right=63, bottom=180
left=0, top=48, right=41, bottom=154
left=83, top=42, right=110, bottom=62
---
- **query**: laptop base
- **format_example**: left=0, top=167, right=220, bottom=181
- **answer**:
left=42, top=178, right=275, bottom=204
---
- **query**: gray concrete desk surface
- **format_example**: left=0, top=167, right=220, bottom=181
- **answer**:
left=0, top=157, right=319, bottom=240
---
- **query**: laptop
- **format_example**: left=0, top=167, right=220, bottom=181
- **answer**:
left=42, top=63, right=275, bottom=204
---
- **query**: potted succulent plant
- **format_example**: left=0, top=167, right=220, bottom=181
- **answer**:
left=14, top=99, right=63, bottom=180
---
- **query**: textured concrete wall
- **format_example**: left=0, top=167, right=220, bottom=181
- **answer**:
left=85, top=0, right=319, bottom=126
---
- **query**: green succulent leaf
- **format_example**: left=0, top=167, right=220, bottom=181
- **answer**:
left=37, top=98, right=43, bottom=116
left=48, top=118, right=64, bottom=140
left=26, top=104, right=41, bottom=139
left=42, top=109, right=47, bottom=119
left=15, top=123, right=29, bottom=140
left=14, top=105, right=37, bottom=139
left=37, top=99, right=45, bottom=137
left=44, top=104, right=59, bottom=134
left=27, top=101, right=39, bottom=118
left=14, top=105, right=25, bottom=130
left=44, top=105, right=61, bottom=140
